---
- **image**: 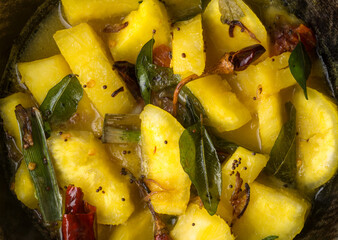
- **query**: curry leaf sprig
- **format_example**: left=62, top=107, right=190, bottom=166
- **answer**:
left=289, top=41, right=312, bottom=100
left=40, top=74, right=83, bottom=124
left=266, top=102, right=297, bottom=185
left=179, top=120, right=222, bottom=215
left=15, top=105, right=62, bottom=223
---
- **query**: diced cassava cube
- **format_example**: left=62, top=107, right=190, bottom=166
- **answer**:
left=0, top=92, right=34, bottom=148
left=14, top=162, right=38, bottom=209
left=107, top=143, right=142, bottom=177
left=232, top=181, right=311, bottom=240
left=109, top=209, right=153, bottom=240
left=292, top=87, right=338, bottom=190
left=227, top=52, right=296, bottom=112
left=18, top=55, right=71, bottom=105
left=18, top=54, right=101, bottom=134
left=258, top=94, right=283, bottom=153
left=140, top=104, right=191, bottom=215
left=108, top=0, right=171, bottom=64
left=203, top=0, right=268, bottom=64
left=61, top=0, right=140, bottom=25
left=172, top=14, right=205, bottom=78
left=54, top=23, right=136, bottom=117
left=217, top=147, right=269, bottom=223
left=187, top=75, right=251, bottom=132
left=170, top=203, right=234, bottom=240
left=48, top=131, right=134, bottom=225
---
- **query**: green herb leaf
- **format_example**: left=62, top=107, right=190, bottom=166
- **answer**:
left=266, top=102, right=297, bottom=184
left=262, top=236, right=279, bottom=240
left=209, top=134, right=238, bottom=155
left=218, top=0, right=244, bottom=24
left=39, top=74, right=83, bottom=124
left=102, top=114, right=141, bottom=144
left=289, top=41, right=312, bottom=100
left=179, top=120, right=222, bottom=215
left=147, top=63, right=181, bottom=92
left=136, top=39, right=155, bottom=104
left=15, top=105, right=62, bottom=223
left=202, top=0, right=212, bottom=10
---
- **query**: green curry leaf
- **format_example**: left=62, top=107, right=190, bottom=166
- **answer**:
left=266, top=102, right=297, bottom=185
left=39, top=74, right=83, bottom=124
left=262, top=236, right=279, bottom=240
left=289, top=41, right=312, bottom=100
left=136, top=38, right=155, bottom=104
left=218, top=0, right=244, bottom=24
left=179, top=120, right=222, bottom=215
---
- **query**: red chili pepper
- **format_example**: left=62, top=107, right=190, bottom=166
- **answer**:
left=62, top=185, right=97, bottom=240
left=153, top=44, right=172, bottom=68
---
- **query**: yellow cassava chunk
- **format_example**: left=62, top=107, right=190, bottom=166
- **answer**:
left=54, top=23, right=136, bottom=117
left=187, top=75, right=251, bottom=132
left=108, top=0, right=171, bottom=64
left=227, top=52, right=296, bottom=112
left=217, top=147, right=269, bottom=223
left=170, top=203, right=234, bottom=240
left=232, top=181, right=310, bottom=240
left=18, top=54, right=102, bottom=134
left=109, top=209, right=153, bottom=240
left=172, top=14, right=205, bottom=78
left=0, top=92, right=34, bottom=148
left=258, top=93, right=283, bottom=153
left=61, top=0, right=140, bottom=25
left=292, top=87, right=338, bottom=190
left=18, top=55, right=71, bottom=105
left=140, top=104, right=191, bottom=215
left=48, top=131, right=134, bottom=225
left=203, top=0, right=268, bottom=62
left=14, top=162, right=38, bottom=209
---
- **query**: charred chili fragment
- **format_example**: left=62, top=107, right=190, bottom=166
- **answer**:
left=230, top=172, right=250, bottom=220
left=227, top=20, right=260, bottom=43
left=111, top=87, right=124, bottom=97
left=62, top=185, right=96, bottom=240
left=103, top=22, right=129, bottom=33
left=153, top=45, right=172, bottom=68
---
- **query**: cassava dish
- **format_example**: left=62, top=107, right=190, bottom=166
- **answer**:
left=0, top=0, right=337, bottom=239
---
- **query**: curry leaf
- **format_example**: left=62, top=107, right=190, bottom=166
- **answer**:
left=289, top=41, right=312, bottom=100
left=136, top=38, right=155, bottom=104
left=39, top=74, right=83, bottom=124
left=266, top=102, right=296, bottom=184
left=262, top=236, right=279, bottom=240
left=147, top=62, right=181, bottom=91
left=218, top=0, right=244, bottom=24
left=15, top=105, right=62, bottom=223
left=179, top=120, right=222, bottom=215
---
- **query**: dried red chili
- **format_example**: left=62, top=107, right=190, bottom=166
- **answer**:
left=62, top=185, right=97, bottom=240
left=153, top=44, right=172, bottom=68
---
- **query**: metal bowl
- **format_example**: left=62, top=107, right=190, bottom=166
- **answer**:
left=0, top=0, right=336, bottom=239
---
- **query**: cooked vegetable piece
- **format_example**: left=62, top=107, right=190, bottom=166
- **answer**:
left=0, top=93, right=34, bottom=148
left=107, top=143, right=142, bottom=177
left=108, top=0, right=171, bottom=64
left=40, top=74, right=83, bottom=124
left=140, top=104, right=191, bottom=215
left=170, top=203, right=234, bottom=240
left=54, top=23, right=136, bottom=117
left=14, top=162, right=38, bottom=209
left=258, top=94, right=283, bottom=153
left=18, top=55, right=101, bottom=133
left=187, top=75, right=251, bottom=132
left=227, top=52, right=296, bottom=112
left=109, top=209, right=153, bottom=240
left=232, top=181, right=310, bottom=240
left=172, top=14, right=205, bottom=78
left=203, top=0, right=268, bottom=64
left=61, top=0, right=140, bottom=25
left=179, top=120, right=222, bottom=215
left=48, top=130, right=134, bottom=224
left=217, top=147, right=268, bottom=223
left=292, top=87, right=338, bottom=190
left=62, top=185, right=96, bottom=240
left=15, top=106, right=62, bottom=223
